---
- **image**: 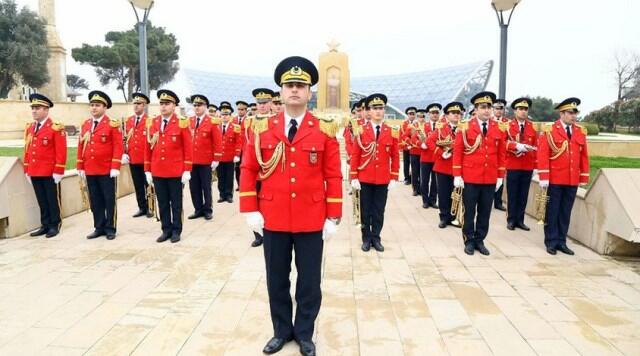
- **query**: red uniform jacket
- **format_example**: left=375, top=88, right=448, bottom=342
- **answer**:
left=144, top=114, right=193, bottom=178
left=452, top=118, right=506, bottom=184
left=505, top=118, right=538, bottom=171
left=343, top=124, right=354, bottom=159
left=219, top=121, right=242, bottom=162
left=427, top=122, right=456, bottom=176
left=349, top=122, right=400, bottom=184
left=190, top=115, right=223, bottom=165
left=23, top=118, right=67, bottom=176
left=239, top=111, right=342, bottom=233
left=77, top=115, right=124, bottom=175
left=399, top=119, right=412, bottom=151
left=124, top=113, right=148, bottom=165
left=412, top=121, right=438, bottom=163
left=537, top=120, right=589, bottom=186
left=234, top=115, right=249, bottom=150
left=404, top=121, right=423, bottom=156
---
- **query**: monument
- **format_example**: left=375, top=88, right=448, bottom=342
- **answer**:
left=316, top=39, right=350, bottom=113
left=38, top=0, right=67, bottom=101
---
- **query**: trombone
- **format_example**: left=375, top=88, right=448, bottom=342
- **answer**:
left=535, top=186, right=549, bottom=225
left=450, top=186, right=464, bottom=227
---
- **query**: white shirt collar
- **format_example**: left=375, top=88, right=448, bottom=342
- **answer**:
left=285, top=111, right=304, bottom=126
left=37, top=117, right=50, bottom=126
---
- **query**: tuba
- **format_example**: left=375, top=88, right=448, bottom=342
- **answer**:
left=535, top=186, right=549, bottom=225
left=450, top=186, right=464, bottom=227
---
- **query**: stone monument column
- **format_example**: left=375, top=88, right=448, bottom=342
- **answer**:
left=317, top=40, right=350, bottom=112
left=38, top=0, right=67, bottom=101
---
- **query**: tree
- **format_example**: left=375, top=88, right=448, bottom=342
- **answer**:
left=72, top=22, right=179, bottom=101
left=66, top=74, right=89, bottom=90
left=611, top=51, right=639, bottom=131
left=0, top=0, right=49, bottom=98
left=527, top=96, right=557, bottom=122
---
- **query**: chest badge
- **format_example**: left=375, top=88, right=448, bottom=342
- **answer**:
left=309, top=152, right=318, bottom=164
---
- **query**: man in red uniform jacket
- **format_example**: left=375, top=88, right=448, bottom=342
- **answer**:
left=428, top=102, right=463, bottom=228
left=400, top=107, right=416, bottom=185
left=122, top=93, right=152, bottom=218
left=77, top=91, right=123, bottom=240
left=234, top=100, right=249, bottom=189
left=505, top=97, right=538, bottom=231
left=406, top=109, right=424, bottom=196
left=187, top=94, right=222, bottom=221
left=24, top=94, right=67, bottom=238
left=537, top=98, right=589, bottom=256
left=216, top=102, right=242, bottom=204
left=453, top=91, right=506, bottom=256
left=144, top=89, right=193, bottom=243
left=414, top=104, right=441, bottom=208
left=350, top=93, right=399, bottom=252
left=493, top=99, right=509, bottom=211
left=239, top=56, right=341, bottom=356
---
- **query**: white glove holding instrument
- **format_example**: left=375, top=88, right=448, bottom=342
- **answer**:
left=454, top=176, right=464, bottom=188
left=322, top=218, right=338, bottom=241
left=243, top=211, right=264, bottom=236
left=495, top=178, right=503, bottom=192
left=233, top=156, right=240, bottom=163
left=539, top=180, right=549, bottom=188
left=52, top=173, right=63, bottom=184
left=351, top=179, right=361, bottom=190
left=420, top=143, right=427, bottom=149
left=77, top=170, right=86, bottom=179
left=442, top=151, right=452, bottom=159
left=109, top=169, right=120, bottom=178
left=145, top=172, right=153, bottom=186
left=181, top=171, right=191, bottom=184
left=211, top=161, right=219, bottom=169
left=121, top=153, right=130, bottom=165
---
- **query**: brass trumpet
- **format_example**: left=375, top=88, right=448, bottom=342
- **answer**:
left=79, top=175, right=91, bottom=212
left=352, top=188, right=361, bottom=226
left=146, top=184, right=158, bottom=221
left=535, top=186, right=549, bottom=225
left=450, top=186, right=464, bottom=227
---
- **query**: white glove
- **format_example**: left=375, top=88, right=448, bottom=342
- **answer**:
left=515, top=143, right=527, bottom=153
left=211, top=161, right=219, bottom=169
left=322, top=218, right=338, bottom=241
left=454, top=176, right=464, bottom=188
left=495, top=178, right=503, bottom=192
left=442, top=151, right=452, bottom=159
left=78, top=170, right=86, bottom=179
left=351, top=179, right=361, bottom=190
left=233, top=156, right=241, bottom=163
left=121, top=153, right=130, bottom=165
left=25, top=173, right=31, bottom=184
left=181, top=171, right=191, bottom=184
left=145, top=172, right=153, bottom=186
left=109, top=169, right=120, bottom=178
left=421, top=143, right=427, bottom=149
left=539, top=180, right=549, bottom=188
left=52, top=173, right=63, bottom=184
left=243, top=211, right=264, bottom=235
left=388, top=180, right=397, bottom=190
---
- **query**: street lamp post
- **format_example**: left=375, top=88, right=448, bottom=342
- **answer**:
left=128, top=0, right=154, bottom=98
left=492, top=0, right=520, bottom=100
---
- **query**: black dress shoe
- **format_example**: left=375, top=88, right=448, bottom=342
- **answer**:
left=204, top=213, right=213, bottom=220
left=546, top=247, right=557, bottom=255
left=464, top=244, right=475, bottom=255
left=404, top=180, right=411, bottom=185
left=188, top=212, right=203, bottom=220
left=430, top=203, right=439, bottom=209
left=475, top=243, right=490, bottom=256
left=170, top=233, right=181, bottom=243
left=298, top=340, right=316, bottom=356
left=86, top=230, right=105, bottom=239
left=372, top=241, right=385, bottom=252
left=557, top=244, right=575, bottom=255
left=422, top=204, right=429, bottom=209
left=494, top=205, right=506, bottom=211
left=46, top=228, right=59, bottom=238
left=251, top=237, right=263, bottom=247
left=516, top=222, right=530, bottom=231
left=30, top=227, right=48, bottom=237
left=217, top=198, right=225, bottom=203
left=132, top=210, right=147, bottom=218
left=262, top=337, right=291, bottom=354
left=438, top=221, right=447, bottom=228
left=146, top=211, right=154, bottom=218
left=106, top=232, right=116, bottom=240
left=361, top=241, right=371, bottom=252
left=226, top=197, right=233, bottom=203
left=507, top=222, right=516, bottom=231
left=157, top=232, right=171, bottom=243
left=412, top=191, right=419, bottom=196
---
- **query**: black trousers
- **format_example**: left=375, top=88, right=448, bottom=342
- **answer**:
left=410, top=154, right=421, bottom=193
left=494, top=184, right=505, bottom=207
left=154, top=177, right=183, bottom=235
left=436, top=173, right=454, bottom=223
left=129, top=163, right=148, bottom=212
left=420, top=162, right=438, bottom=205
left=263, top=230, right=323, bottom=342
left=189, top=164, right=213, bottom=214
left=31, top=176, right=61, bottom=230
left=544, top=184, right=578, bottom=248
left=506, top=170, right=533, bottom=225
left=86, top=175, right=117, bottom=234
left=359, top=182, right=389, bottom=243
left=462, top=183, right=494, bottom=246
left=402, top=150, right=411, bottom=182
left=216, top=162, right=235, bottom=200
left=235, top=152, right=242, bottom=188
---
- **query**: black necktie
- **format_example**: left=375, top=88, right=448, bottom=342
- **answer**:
left=566, top=125, right=572, bottom=140
left=222, top=124, right=226, bottom=135
left=196, top=117, right=201, bottom=129
left=451, top=125, right=456, bottom=134
left=135, top=116, right=140, bottom=127
left=432, top=122, right=435, bottom=131
left=482, top=122, right=487, bottom=136
left=162, top=119, right=168, bottom=133
left=93, top=120, right=99, bottom=132
left=375, top=125, right=380, bottom=141
left=35, top=122, right=41, bottom=134
left=288, top=119, right=298, bottom=143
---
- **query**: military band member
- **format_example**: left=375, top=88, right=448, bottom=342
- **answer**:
left=188, top=94, right=223, bottom=220
left=207, top=103, right=219, bottom=117
left=493, top=98, right=508, bottom=211
left=234, top=100, right=249, bottom=189
left=417, top=103, right=442, bottom=208
left=122, top=93, right=152, bottom=218
left=249, top=102, right=257, bottom=116
left=144, top=89, right=193, bottom=243
left=350, top=94, right=400, bottom=252
left=428, top=102, right=463, bottom=228
left=537, top=98, right=589, bottom=255
left=505, top=97, right=538, bottom=231
left=272, top=91, right=283, bottom=114
left=400, top=107, right=416, bottom=185
left=453, top=92, right=506, bottom=255
left=240, top=56, right=342, bottom=356
left=24, top=94, right=67, bottom=238
left=77, top=91, right=123, bottom=240
left=406, top=108, right=424, bottom=196
left=217, top=102, right=242, bottom=203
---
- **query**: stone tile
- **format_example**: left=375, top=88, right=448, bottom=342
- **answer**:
left=528, top=339, right=581, bottom=356
left=551, top=321, right=623, bottom=355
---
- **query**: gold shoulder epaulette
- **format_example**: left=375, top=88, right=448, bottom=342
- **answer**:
left=543, top=123, right=553, bottom=133
left=318, top=117, right=338, bottom=138
left=211, top=117, right=221, bottom=125
left=109, top=118, right=121, bottom=128
left=435, top=122, right=444, bottom=129
left=146, top=117, right=154, bottom=128
left=243, top=116, right=252, bottom=129
left=252, top=116, right=269, bottom=135
left=179, top=117, right=190, bottom=129
left=576, top=124, right=587, bottom=135
left=532, top=123, right=538, bottom=132
left=391, top=126, right=400, bottom=139
left=52, top=121, right=64, bottom=131
left=233, top=123, right=241, bottom=133
left=498, top=121, right=508, bottom=132
left=458, top=122, right=469, bottom=131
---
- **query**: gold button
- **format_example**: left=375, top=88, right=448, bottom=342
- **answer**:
left=161, top=157, right=165, bottom=160
left=291, top=147, right=296, bottom=152
left=291, top=178, right=296, bottom=183
left=291, top=193, right=296, bottom=198
left=290, top=162, right=296, bottom=168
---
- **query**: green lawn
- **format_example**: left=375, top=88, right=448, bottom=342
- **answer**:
left=0, top=147, right=77, bottom=170
left=588, top=156, right=640, bottom=186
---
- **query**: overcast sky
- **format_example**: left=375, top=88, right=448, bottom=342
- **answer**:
left=17, top=0, right=640, bottom=114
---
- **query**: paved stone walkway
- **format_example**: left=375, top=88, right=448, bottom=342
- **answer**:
left=0, top=181, right=639, bottom=355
